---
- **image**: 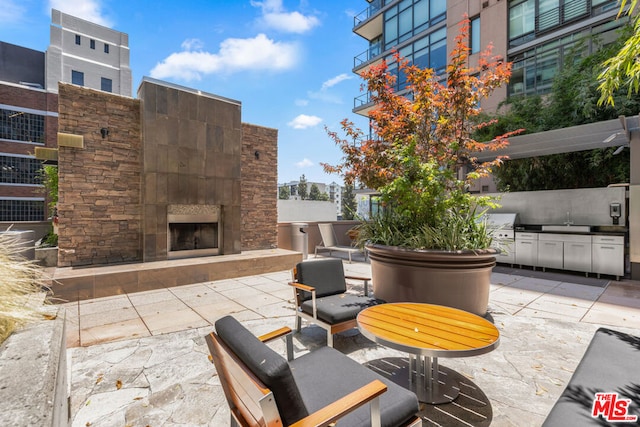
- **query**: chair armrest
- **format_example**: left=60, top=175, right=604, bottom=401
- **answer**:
left=258, top=327, right=294, bottom=361
left=289, top=380, right=387, bottom=427
left=258, top=326, right=291, bottom=343
left=344, top=274, right=371, bottom=282
left=288, top=281, right=315, bottom=293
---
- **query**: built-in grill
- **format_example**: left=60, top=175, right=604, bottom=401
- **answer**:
left=484, top=213, right=519, bottom=264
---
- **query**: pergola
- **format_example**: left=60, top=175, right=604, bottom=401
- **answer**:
left=477, top=115, right=640, bottom=279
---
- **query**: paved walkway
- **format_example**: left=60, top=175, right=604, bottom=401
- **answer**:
left=63, top=259, right=640, bottom=426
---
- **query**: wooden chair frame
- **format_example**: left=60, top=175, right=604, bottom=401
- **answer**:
left=206, top=326, right=391, bottom=427
left=289, top=266, right=372, bottom=347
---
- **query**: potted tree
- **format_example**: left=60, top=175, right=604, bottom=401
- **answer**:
left=324, top=20, right=521, bottom=316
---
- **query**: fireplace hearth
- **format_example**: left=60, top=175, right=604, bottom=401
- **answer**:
left=167, top=207, right=222, bottom=259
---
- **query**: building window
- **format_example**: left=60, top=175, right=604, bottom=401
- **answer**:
left=0, top=199, right=45, bottom=221
left=75, top=34, right=81, bottom=45
left=101, top=77, right=113, bottom=93
left=90, top=39, right=96, bottom=49
left=0, top=109, right=45, bottom=143
left=384, top=0, right=446, bottom=50
left=72, top=70, right=84, bottom=86
left=470, top=16, right=481, bottom=54
left=0, top=155, right=43, bottom=185
left=104, top=43, right=110, bottom=53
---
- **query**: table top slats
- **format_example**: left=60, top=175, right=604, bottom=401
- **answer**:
left=357, top=303, right=500, bottom=357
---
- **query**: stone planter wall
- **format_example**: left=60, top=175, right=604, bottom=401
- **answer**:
left=0, top=309, right=68, bottom=426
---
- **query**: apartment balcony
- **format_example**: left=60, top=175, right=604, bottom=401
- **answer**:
left=353, top=91, right=375, bottom=117
left=353, top=0, right=383, bottom=41
left=353, top=42, right=384, bottom=73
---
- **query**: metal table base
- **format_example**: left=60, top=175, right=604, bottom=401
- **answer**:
left=389, top=355, right=460, bottom=404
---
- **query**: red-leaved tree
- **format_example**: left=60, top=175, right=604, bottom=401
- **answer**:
left=324, top=19, right=522, bottom=250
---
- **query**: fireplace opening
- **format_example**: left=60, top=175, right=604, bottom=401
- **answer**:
left=167, top=210, right=222, bottom=259
left=169, top=223, right=218, bottom=252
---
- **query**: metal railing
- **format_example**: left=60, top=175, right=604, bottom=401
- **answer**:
left=353, top=42, right=382, bottom=68
left=354, top=0, right=382, bottom=28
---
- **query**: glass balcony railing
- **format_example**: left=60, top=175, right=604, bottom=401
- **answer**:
left=354, top=0, right=382, bottom=28
left=354, top=42, right=382, bottom=68
left=354, top=91, right=373, bottom=110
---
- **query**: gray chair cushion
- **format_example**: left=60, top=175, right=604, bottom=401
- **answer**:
left=300, top=293, right=382, bottom=324
left=296, top=258, right=347, bottom=299
left=291, top=346, right=419, bottom=427
left=214, top=316, right=308, bottom=425
left=542, top=327, right=640, bottom=426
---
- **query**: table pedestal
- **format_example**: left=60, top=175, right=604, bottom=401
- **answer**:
left=390, top=356, right=460, bottom=404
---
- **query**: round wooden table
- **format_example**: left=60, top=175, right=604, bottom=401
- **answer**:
left=357, top=303, right=500, bottom=404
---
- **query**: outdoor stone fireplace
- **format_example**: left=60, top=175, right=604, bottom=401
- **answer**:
left=167, top=204, right=221, bottom=259
left=55, top=79, right=277, bottom=268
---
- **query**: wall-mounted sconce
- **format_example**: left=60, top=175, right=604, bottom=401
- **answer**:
left=100, top=128, right=109, bottom=139
left=254, top=150, right=260, bottom=160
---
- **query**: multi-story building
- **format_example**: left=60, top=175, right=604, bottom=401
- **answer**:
left=47, top=9, right=132, bottom=96
left=0, top=9, right=131, bottom=225
left=352, top=0, right=627, bottom=191
left=278, top=180, right=344, bottom=217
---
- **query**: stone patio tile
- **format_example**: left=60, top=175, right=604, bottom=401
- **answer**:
left=217, top=284, right=262, bottom=300
left=597, top=281, right=640, bottom=309
left=142, top=308, right=210, bottom=335
left=228, top=309, right=264, bottom=322
left=528, top=292, right=596, bottom=309
left=127, top=288, right=177, bottom=306
left=236, top=292, right=282, bottom=310
left=192, top=299, right=247, bottom=324
left=546, top=282, right=604, bottom=309
left=79, top=294, right=133, bottom=316
left=506, top=276, right=561, bottom=293
left=489, top=286, right=544, bottom=308
left=515, top=306, right=586, bottom=322
left=133, top=298, right=190, bottom=317
left=252, top=281, right=289, bottom=293
left=252, top=301, right=297, bottom=318
left=581, top=301, right=640, bottom=329
left=206, top=279, right=245, bottom=292
left=80, top=318, right=150, bottom=346
left=267, top=287, right=296, bottom=302
left=491, top=272, right=521, bottom=286
left=175, top=290, right=230, bottom=307
left=81, top=305, right=140, bottom=329
left=168, top=283, right=219, bottom=300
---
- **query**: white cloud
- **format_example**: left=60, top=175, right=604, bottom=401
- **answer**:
left=288, top=114, right=322, bottom=129
left=251, top=0, right=319, bottom=33
left=0, top=1, right=26, bottom=25
left=321, top=73, right=353, bottom=90
left=181, top=38, right=205, bottom=51
left=296, top=158, right=314, bottom=168
left=150, top=34, right=299, bottom=81
left=49, top=0, right=113, bottom=27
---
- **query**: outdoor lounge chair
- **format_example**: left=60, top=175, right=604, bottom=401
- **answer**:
left=315, top=223, right=364, bottom=263
left=205, top=315, right=421, bottom=427
left=289, top=258, right=381, bottom=347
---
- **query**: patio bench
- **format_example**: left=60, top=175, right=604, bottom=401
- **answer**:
left=542, top=327, right=640, bottom=426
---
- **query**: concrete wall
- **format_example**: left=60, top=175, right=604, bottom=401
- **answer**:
left=278, top=199, right=337, bottom=222
left=488, top=187, right=627, bottom=226
left=277, top=220, right=360, bottom=255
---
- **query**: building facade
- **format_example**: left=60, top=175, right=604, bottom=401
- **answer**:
left=279, top=180, right=344, bottom=218
left=0, top=9, right=131, bottom=225
left=47, top=9, right=132, bottom=96
left=352, top=0, right=627, bottom=191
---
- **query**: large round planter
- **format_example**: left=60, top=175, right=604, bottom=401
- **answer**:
left=366, top=244, right=497, bottom=316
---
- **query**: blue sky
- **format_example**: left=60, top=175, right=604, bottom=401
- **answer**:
left=0, top=0, right=371, bottom=185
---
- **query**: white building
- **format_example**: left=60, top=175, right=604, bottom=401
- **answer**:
left=46, top=9, right=132, bottom=96
left=278, top=180, right=344, bottom=218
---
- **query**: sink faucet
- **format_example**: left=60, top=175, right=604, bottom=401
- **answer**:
left=564, top=211, right=574, bottom=226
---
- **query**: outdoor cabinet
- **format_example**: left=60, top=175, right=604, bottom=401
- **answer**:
left=538, top=234, right=564, bottom=271
left=563, top=234, right=592, bottom=274
left=515, top=232, right=538, bottom=267
left=592, top=235, right=624, bottom=279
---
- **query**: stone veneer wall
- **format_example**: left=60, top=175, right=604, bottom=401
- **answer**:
left=241, top=124, right=278, bottom=250
left=57, top=83, right=141, bottom=267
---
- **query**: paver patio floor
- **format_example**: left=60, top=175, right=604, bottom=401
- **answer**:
left=63, top=258, right=640, bottom=426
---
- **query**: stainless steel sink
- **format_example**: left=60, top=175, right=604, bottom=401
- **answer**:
left=541, top=225, right=591, bottom=233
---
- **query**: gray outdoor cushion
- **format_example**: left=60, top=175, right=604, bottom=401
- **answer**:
left=542, top=327, right=640, bottom=426
left=296, top=258, right=347, bottom=299
left=291, top=346, right=420, bottom=427
left=214, top=316, right=308, bottom=426
left=300, top=293, right=381, bottom=324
